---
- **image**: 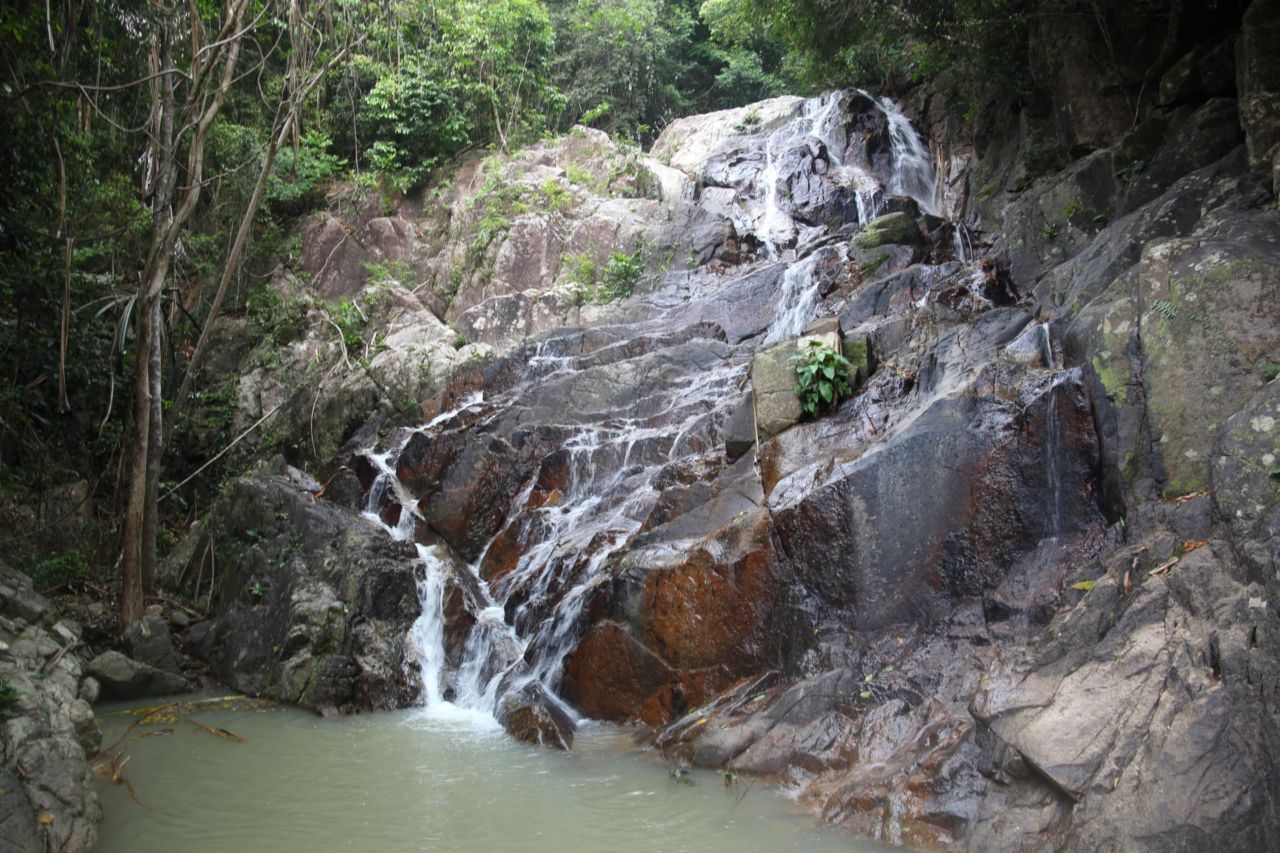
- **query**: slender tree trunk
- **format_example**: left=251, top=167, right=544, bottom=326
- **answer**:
left=121, top=287, right=158, bottom=623
left=142, top=297, right=163, bottom=591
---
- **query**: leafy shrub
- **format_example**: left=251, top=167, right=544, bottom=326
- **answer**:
left=539, top=178, right=573, bottom=213
left=0, top=679, right=19, bottom=720
left=267, top=130, right=344, bottom=212
left=22, top=548, right=91, bottom=591
left=598, top=250, right=643, bottom=301
left=567, top=249, right=642, bottom=304
left=792, top=340, right=854, bottom=419
left=247, top=284, right=309, bottom=347
left=331, top=299, right=367, bottom=350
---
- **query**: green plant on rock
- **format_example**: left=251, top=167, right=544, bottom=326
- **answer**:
left=247, top=283, right=309, bottom=347
left=1115, top=159, right=1147, bottom=183
left=21, top=548, right=92, bottom=592
left=328, top=299, right=368, bottom=351
left=598, top=249, right=643, bottom=301
left=1040, top=221, right=1059, bottom=240
left=792, top=340, right=854, bottom=419
left=0, top=679, right=19, bottom=720
left=539, top=178, right=573, bottom=213
left=364, top=259, right=413, bottom=287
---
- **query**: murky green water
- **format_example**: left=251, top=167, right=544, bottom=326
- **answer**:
left=94, top=699, right=879, bottom=852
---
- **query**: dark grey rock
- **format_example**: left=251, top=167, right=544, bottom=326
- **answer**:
left=497, top=682, right=575, bottom=750
left=122, top=613, right=180, bottom=674
left=87, top=651, right=188, bottom=700
left=723, top=392, right=756, bottom=460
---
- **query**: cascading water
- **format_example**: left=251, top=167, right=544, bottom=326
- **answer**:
left=373, top=89, right=958, bottom=729
left=1044, top=380, right=1064, bottom=537
left=765, top=244, right=848, bottom=343
left=868, top=92, right=939, bottom=216
left=754, top=91, right=944, bottom=341
left=363, top=350, right=745, bottom=724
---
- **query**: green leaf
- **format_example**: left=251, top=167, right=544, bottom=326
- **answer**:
left=1071, top=580, right=1094, bottom=591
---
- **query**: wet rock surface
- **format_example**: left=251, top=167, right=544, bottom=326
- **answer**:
left=172, top=38, right=1280, bottom=851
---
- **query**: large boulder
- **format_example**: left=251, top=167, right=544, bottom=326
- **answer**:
left=749, top=343, right=804, bottom=440
left=1136, top=213, right=1280, bottom=497
left=853, top=212, right=922, bottom=250
left=496, top=682, right=575, bottom=750
left=1212, top=378, right=1280, bottom=598
left=166, top=464, right=420, bottom=713
left=86, top=651, right=188, bottom=700
left=972, top=547, right=1278, bottom=851
left=122, top=613, right=180, bottom=675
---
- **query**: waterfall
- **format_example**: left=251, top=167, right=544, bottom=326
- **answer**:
left=765, top=244, right=848, bottom=344
left=408, top=546, right=448, bottom=706
left=363, top=352, right=743, bottom=724
left=953, top=223, right=975, bottom=263
left=373, top=89, right=962, bottom=731
left=861, top=92, right=939, bottom=216
left=1043, top=379, right=1064, bottom=538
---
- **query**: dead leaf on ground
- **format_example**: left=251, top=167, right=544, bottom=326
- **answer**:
left=139, top=703, right=179, bottom=726
left=1150, top=556, right=1180, bottom=577
left=1182, top=540, right=1208, bottom=553
left=1071, top=580, right=1095, bottom=591
left=187, top=720, right=246, bottom=743
left=136, top=728, right=175, bottom=740
left=36, top=812, right=54, bottom=825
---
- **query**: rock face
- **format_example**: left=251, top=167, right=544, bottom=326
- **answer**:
left=181, top=17, right=1280, bottom=849
left=87, top=650, right=188, bottom=700
left=167, top=460, right=421, bottom=713
left=0, top=560, right=100, bottom=852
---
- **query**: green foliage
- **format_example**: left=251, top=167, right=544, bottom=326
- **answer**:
left=792, top=340, right=854, bottom=419
left=330, top=299, right=368, bottom=351
left=267, top=131, right=344, bottom=212
left=1063, top=201, right=1081, bottom=218
left=0, top=680, right=19, bottom=720
left=702, top=0, right=1030, bottom=97
left=550, top=0, right=783, bottom=142
left=358, top=56, right=472, bottom=183
left=599, top=250, right=644, bottom=301
left=364, top=259, right=414, bottom=287
left=355, top=0, right=561, bottom=183
left=247, top=284, right=310, bottom=347
left=1115, top=159, right=1148, bottom=183
left=733, top=106, right=763, bottom=132
left=1040, top=222, right=1060, bottom=240
left=21, top=549, right=92, bottom=592
left=539, top=178, right=574, bottom=213
left=566, top=247, right=643, bottom=304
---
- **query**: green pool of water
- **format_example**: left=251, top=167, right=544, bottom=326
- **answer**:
left=94, top=699, right=882, bottom=852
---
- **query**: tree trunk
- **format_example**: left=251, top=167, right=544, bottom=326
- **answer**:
left=142, top=297, right=163, bottom=592
left=120, top=288, right=158, bottom=624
